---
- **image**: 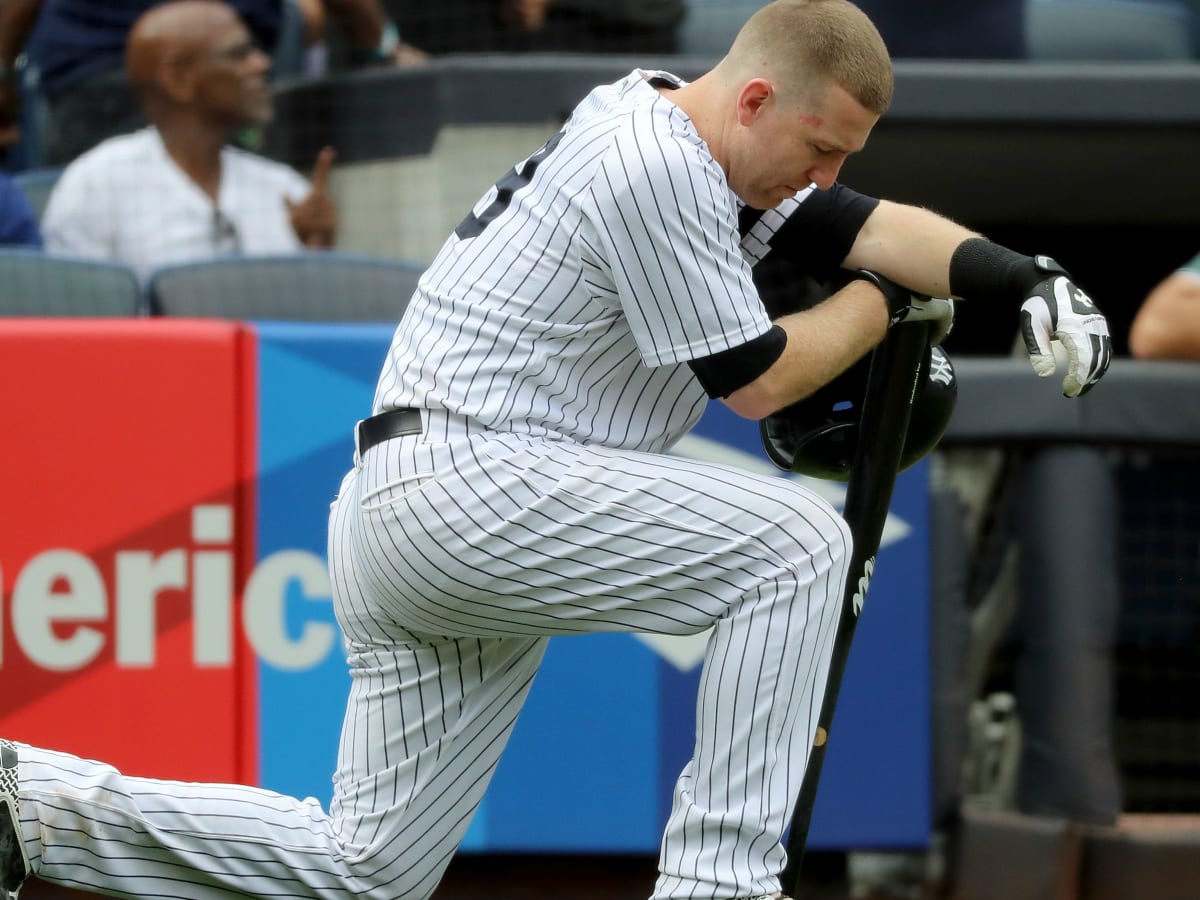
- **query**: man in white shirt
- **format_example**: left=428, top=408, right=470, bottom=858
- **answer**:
left=42, top=0, right=337, bottom=282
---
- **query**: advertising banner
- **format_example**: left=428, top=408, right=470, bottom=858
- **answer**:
left=1, top=319, right=930, bottom=856
left=0, top=320, right=257, bottom=784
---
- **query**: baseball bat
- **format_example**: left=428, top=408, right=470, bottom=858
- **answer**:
left=780, top=319, right=934, bottom=897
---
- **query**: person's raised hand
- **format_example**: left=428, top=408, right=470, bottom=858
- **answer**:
left=286, top=146, right=338, bottom=249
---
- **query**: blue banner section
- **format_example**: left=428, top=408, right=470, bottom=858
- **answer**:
left=252, top=323, right=931, bottom=853
left=253, top=323, right=387, bottom=804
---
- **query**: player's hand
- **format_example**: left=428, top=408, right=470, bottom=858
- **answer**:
left=1019, top=259, right=1112, bottom=397
left=852, top=269, right=955, bottom=345
left=286, top=146, right=338, bottom=249
left=889, top=294, right=954, bottom=345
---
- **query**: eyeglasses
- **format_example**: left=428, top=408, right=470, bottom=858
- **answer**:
left=212, top=208, right=241, bottom=255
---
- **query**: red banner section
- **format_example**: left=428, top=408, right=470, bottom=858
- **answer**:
left=0, top=319, right=257, bottom=785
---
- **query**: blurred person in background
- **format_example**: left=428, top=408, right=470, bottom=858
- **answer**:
left=0, top=169, right=40, bottom=244
left=852, top=0, right=1027, bottom=58
left=676, top=1, right=1024, bottom=63
left=40, top=0, right=336, bottom=281
left=1129, top=251, right=1200, bottom=360
left=382, top=0, right=684, bottom=55
left=321, top=0, right=426, bottom=65
left=0, top=0, right=422, bottom=168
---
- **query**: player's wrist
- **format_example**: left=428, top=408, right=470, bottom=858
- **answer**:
left=849, top=268, right=909, bottom=324
left=949, top=237, right=1071, bottom=304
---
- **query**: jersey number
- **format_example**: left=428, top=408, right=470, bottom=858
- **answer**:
left=455, top=130, right=565, bottom=239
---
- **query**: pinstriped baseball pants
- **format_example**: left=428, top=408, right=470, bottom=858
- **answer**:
left=13, top=430, right=849, bottom=900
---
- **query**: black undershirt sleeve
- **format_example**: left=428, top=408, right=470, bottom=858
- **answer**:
left=742, top=184, right=880, bottom=318
left=741, top=184, right=880, bottom=279
left=690, top=186, right=876, bottom=399
left=687, top=325, right=788, bottom=399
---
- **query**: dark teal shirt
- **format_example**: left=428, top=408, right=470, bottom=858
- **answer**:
left=28, top=0, right=283, bottom=95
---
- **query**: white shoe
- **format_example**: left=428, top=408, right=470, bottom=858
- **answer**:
left=0, top=740, right=29, bottom=900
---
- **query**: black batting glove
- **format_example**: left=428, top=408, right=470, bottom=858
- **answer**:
left=851, top=269, right=955, bottom=345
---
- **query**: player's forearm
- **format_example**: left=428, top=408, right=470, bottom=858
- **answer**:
left=724, top=280, right=889, bottom=420
left=842, top=199, right=979, bottom=298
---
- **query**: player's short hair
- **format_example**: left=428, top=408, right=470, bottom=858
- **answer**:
left=726, top=0, right=894, bottom=115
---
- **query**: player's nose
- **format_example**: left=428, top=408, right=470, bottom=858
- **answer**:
left=805, top=162, right=842, bottom=191
left=806, top=152, right=850, bottom=191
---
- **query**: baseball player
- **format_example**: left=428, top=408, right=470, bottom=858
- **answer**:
left=0, top=2, right=1111, bottom=899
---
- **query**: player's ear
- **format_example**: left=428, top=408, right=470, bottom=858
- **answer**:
left=736, top=78, right=773, bottom=127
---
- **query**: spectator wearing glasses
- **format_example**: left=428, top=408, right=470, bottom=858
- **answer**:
left=39, top=0, right=337, bottom=282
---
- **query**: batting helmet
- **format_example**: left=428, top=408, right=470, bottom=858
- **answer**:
left=761, top=344, right=958, bottom=481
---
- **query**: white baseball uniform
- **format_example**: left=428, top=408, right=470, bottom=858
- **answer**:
left=10, top=69, right=881, bottom=900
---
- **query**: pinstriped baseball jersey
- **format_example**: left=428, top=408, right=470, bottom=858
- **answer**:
left=374, top=69, right=842, bottom=452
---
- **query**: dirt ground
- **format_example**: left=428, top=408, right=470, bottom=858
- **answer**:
left=435, top=851, right=856, bottom=900
left=23, top=851, right=858, bottom=900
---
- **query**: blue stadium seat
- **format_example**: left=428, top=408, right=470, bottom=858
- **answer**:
left=0, top=248, right=142, bottom=316
left=11, top=167, right=64, bottom=222
left=145, top=252, right=425, bottom=322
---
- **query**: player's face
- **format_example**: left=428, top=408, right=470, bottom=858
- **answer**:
left=194, top=16, right=274, bottom=128
left=732, top=81, right=878, bottom=209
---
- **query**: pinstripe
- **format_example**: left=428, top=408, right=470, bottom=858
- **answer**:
left=8, top=69, right=858, bottom=900
left=339, top=430, right=849, bottom=900
left=640, top=99, right=750, bottom=356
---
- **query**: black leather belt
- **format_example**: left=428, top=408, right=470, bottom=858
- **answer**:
left=357, top=408, right=422, bottom=454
